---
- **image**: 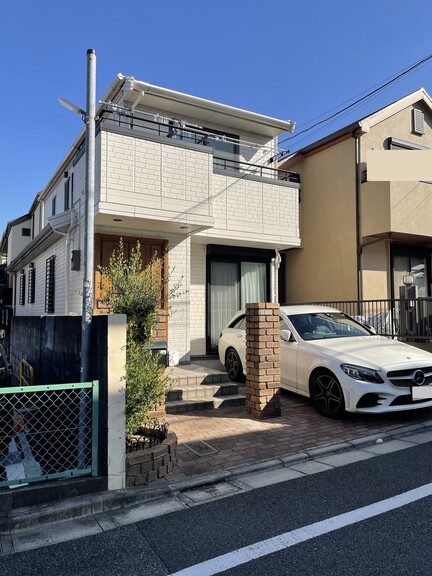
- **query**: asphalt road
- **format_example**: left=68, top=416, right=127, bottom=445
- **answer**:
left=3, top=442, right=432, bottom=575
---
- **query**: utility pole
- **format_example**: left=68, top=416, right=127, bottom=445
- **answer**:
left=81, top=49, right=96, bottom=382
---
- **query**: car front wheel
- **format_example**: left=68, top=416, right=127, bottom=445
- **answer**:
left=310, top=371, right=345, bottom=418
left=225, top=348, right=245, bottom=383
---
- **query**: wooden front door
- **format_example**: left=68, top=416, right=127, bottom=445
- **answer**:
left=94, top=234, right=168, bottom=341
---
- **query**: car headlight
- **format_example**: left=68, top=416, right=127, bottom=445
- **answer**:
left=341, top=364, right=384, bottom=383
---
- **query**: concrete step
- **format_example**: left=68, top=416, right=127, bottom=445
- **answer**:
left=166, top=383, right=241, bottom=402
left=165, top=394, right=246, bottom=414
left=166, top=365, right=230, bottom=388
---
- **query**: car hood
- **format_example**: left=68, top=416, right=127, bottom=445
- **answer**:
left=307, top=336, right=432, bottom=370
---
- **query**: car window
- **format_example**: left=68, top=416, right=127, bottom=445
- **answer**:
left=230, top=315, right=246, bottom=330
left=289, top=312, right=371, bottom=340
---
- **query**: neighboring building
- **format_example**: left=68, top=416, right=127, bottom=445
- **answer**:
left=5, top=75, right=300, bottom=362
left=279, top=88, right=432, bottom=304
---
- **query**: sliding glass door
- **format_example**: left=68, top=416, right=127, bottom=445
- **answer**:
left=208, top=259, right=268, bottom=351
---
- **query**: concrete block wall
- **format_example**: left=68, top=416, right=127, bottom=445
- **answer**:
left=9, top=313, right=127, bottom=489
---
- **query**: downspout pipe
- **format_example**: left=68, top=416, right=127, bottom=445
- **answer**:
left=353, top=132, right=363, bottom=309
left=271, top=250, right=282, bottom=303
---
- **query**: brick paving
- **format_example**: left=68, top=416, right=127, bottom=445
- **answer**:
left=164, top=391, right=432, bottom=481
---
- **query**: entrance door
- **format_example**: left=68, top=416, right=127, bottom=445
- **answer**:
left=208, top=260, right=267, bottom=352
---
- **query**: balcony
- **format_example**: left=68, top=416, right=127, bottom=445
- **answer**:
left=96, top=109, right=300, bottom=246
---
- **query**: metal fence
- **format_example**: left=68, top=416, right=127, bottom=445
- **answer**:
left=291, top=298, right=432, bottom=341
left=0, top=381, right=98, bottom=489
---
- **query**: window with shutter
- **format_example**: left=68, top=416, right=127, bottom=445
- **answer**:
left=19, top=274, right=26, bottom=306
left=45, top=256, right=55, bottom=313
left=28, top=268, right=35, bottom=304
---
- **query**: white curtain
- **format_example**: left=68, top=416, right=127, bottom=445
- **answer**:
left=241, top=262, right=266, bottom=308
left=210, top=262, right=238, bottom=349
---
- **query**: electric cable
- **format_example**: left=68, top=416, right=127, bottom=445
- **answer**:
left=279, top=53, right=432, bottom=147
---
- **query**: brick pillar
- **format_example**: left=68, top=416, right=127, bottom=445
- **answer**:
left=245, top=303, right=281, bottom=419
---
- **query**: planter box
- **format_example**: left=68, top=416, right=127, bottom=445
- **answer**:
left=125, top=432, right=177, bottom=487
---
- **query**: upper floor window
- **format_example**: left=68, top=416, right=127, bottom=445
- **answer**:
left=388, top=137, right=428, bottom=151
left=64, top=173, right=74, bottom=211
left=166, top=120, right=239, bottom=170
left=51, top=195, right=57, bottom=216
left=21, top=228, right=31, bottom=237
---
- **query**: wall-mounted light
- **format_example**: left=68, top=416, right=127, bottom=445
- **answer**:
left=64, top=171, right=69, bottom=179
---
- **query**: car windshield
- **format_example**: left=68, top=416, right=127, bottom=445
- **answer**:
left=288, top=312, right=371, bottom=341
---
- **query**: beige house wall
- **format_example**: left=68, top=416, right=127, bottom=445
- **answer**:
left=284, top=98, right=432, bottom=305
left=361, top=103, right=432, bottom=238
left=361, top=241, right=389, bottom=300
left=284, top=137, right=358, bottom=302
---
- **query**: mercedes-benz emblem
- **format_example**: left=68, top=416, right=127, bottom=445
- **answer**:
left=413, top=370, right=426, bottom=386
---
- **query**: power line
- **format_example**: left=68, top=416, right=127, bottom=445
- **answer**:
left=279, top=53, right=432, bottom=147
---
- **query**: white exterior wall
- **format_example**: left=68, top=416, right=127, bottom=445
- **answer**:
left=190, top=242, right=207, bottom=356
left=198, top=173, right=300, bottom=248
left=14, top=236, right=66, bottom=316
left=99, top=132, right=213, bottom=227
left=7, top=220, right=32, bottom=263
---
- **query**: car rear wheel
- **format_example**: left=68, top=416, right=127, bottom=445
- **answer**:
left=310, top=370, right=345, bottom=418
left=225, top=348, right=245, bottom=383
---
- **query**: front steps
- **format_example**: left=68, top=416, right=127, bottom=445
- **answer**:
left=164, top=363, right=246, bottom=414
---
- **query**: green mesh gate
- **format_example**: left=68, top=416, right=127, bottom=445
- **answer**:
left=0, top=381, right=99, bottom=488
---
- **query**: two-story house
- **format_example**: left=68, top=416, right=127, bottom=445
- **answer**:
left=279, top=88, right=432, bottom=306
left=5, top=74, right=300, bottom=363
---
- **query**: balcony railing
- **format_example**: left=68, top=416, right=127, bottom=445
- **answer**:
left=286, top=298, right=432, bottom=342
left=99, top=109, right=300, bottom=183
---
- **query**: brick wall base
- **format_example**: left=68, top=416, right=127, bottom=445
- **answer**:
left=126, top=431, right=177, bottom=487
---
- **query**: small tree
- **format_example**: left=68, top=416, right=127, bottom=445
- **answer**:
left=99, top=239, right=179, bottom=436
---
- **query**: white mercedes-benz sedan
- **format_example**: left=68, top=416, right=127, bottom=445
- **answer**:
left=218, top=305, right=432, bottom=417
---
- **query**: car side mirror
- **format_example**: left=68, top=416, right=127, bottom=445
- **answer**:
left=280, top=329, right=293, bottom=342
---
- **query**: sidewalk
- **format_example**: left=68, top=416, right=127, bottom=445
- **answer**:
left=2, top=391, right=432, bottom=555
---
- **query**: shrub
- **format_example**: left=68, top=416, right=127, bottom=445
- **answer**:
left=99, top=239, right=180, bottom=436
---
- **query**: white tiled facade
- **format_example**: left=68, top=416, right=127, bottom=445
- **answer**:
left=6, top=76, right=300, bottom=363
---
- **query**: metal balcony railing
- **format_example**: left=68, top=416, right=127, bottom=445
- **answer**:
left=99, top=109, right=299, bottom=183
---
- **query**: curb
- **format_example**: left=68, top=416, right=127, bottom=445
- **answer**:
left=5, top=419, right=432, bottom=533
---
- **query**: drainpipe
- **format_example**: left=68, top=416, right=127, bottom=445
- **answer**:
left=271, top=250, right=282, bottom=303
left=353, top=132, right=363, bottom=308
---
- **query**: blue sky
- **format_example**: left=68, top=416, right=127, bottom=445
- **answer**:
left=2, top=0, right=432, bottom=234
